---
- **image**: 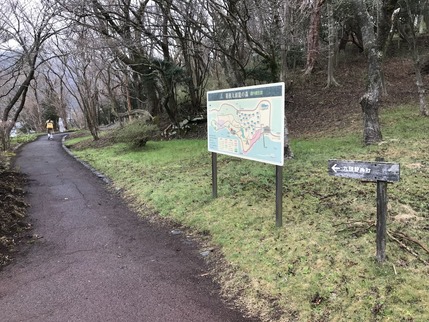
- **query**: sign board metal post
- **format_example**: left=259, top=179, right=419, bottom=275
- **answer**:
left=328, top=159, right=400, bottom=263
left=212, top=153, right=218, bottom=199
left=276, top=165, right=283, bottom=227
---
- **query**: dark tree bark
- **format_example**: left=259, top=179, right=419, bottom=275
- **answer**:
left=303, top=0, right=326, bottom=75
left=325, top=0, right=340, bottom=88
left=401, top=0, right=429, bottom=116
left=377, top=0, right=400, bottom=52
left=378, top=0, right=400, bottom=95
left=355, top=0, right=399, bottom=145
left=356, top=0, right=383, bottom=145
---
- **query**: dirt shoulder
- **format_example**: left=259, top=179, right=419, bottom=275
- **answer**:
left=0, top=153, right=30, bottom=268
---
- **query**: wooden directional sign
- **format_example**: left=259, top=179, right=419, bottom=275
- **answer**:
left=328, top=159, right=400, bottom=182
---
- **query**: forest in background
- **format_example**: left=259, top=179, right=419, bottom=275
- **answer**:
left=1, top=0, right=429, bottom=151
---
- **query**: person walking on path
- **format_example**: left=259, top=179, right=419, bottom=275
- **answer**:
left=46, top=119, right=54, bottom=140
left=0, top=135, right=256, bottom=322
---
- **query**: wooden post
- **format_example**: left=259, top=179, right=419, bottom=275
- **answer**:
left=375, top=157, right=387, bottom=262
left=328, top=158, right=400, bottom=263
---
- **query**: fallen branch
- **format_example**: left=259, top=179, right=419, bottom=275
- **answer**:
left=335, top=220, right=375, bottom=237
left=387, top=231, right=428, bottom=265
left=392, top=231, right=429, bottom=255
left=333, top=219, right=374, bottom=228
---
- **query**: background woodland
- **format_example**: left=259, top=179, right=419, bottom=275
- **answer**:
left=1, top=0, right=429, bottom=149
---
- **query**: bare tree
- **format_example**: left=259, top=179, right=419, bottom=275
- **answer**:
left=303, top=0, right=326, bottom=75
left=163, top=0, right=211, bottom=117
left=53, top=29, right=106, bottom=140
left=355, top=0, right=383, bottom=144
left=206, top=0, right=253, bottom=87
left=325, top=0, right=340, bottom=88
left=0, top=0, right=59, bottom=150
left=97, top=58, right=128, bottom=124
left=354, top=0, right=399, bottom=145
left=24, top=60, right=71, bottom=132
left=399, top=0, right=429, bottom=116
left=205, top=0, right=295, bottom=157
left=207, top=0, right=287, bottom=84
left=71, top=0, right=182, bottom=124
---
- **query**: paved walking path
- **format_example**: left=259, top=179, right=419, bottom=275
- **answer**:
left=0, top=135, right=255, bottom=322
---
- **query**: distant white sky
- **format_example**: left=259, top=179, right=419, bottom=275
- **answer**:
left=0, top=39, right=20, bottom=51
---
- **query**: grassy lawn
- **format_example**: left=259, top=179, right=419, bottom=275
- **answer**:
left=65, top=105, right=429, bottom=321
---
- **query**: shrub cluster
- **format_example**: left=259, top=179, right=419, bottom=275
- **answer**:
left=112, top=119, right=159, bottom=148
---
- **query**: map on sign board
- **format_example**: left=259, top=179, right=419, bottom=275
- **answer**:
left=207, top=83, right=285, bottom=166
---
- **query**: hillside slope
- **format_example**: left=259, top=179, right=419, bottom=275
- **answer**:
left=287, top=55, right=421, bottom=137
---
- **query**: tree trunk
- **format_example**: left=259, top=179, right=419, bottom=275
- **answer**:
left=122, top=73, right=132, bottom=122
left=360, top=56, right=383, bottom=145
left=415, top=63, right=429, bottom=116
left=221, top=56, right=246, bottom=88
left=360, top=88, right=383, bottom=145
left=356, top=0, right=383, bottom=145
left=284, top=116, right=293, bottom=159
left=303, top=0, right=325, bottom=75
left=86, top=97, right=100, bottom=141
left=403, top=0, right=429, bottom=116
left=325, top=0, right=340, bottom=88
left=377, top=0, right=399, bottom=96
left=0, top=121, right=13, bottom=151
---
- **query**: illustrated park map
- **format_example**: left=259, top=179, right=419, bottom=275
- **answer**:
left=207, top=83, right=285, bottom=166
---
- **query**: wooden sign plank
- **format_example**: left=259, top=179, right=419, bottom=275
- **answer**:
left=328, top=159, right=400, bottom=182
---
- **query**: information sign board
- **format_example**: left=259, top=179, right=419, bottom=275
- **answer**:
left=207, top=83, right=285, bottom=166
left=328, top=159, right=400, bottom=182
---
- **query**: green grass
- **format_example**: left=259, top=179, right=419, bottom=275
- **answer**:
left=65, top=105, right=429, bottom=321
left=10, top=133, right=39, bottom=147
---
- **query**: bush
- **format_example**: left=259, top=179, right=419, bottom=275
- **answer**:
left=113, top=120, right=159, bottom=148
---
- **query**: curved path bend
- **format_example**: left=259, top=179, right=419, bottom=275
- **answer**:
left=0, top=135, right=256, bottom=322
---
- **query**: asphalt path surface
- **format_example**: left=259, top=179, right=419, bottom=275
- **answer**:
left=0, top=134, right=256, bottom=322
